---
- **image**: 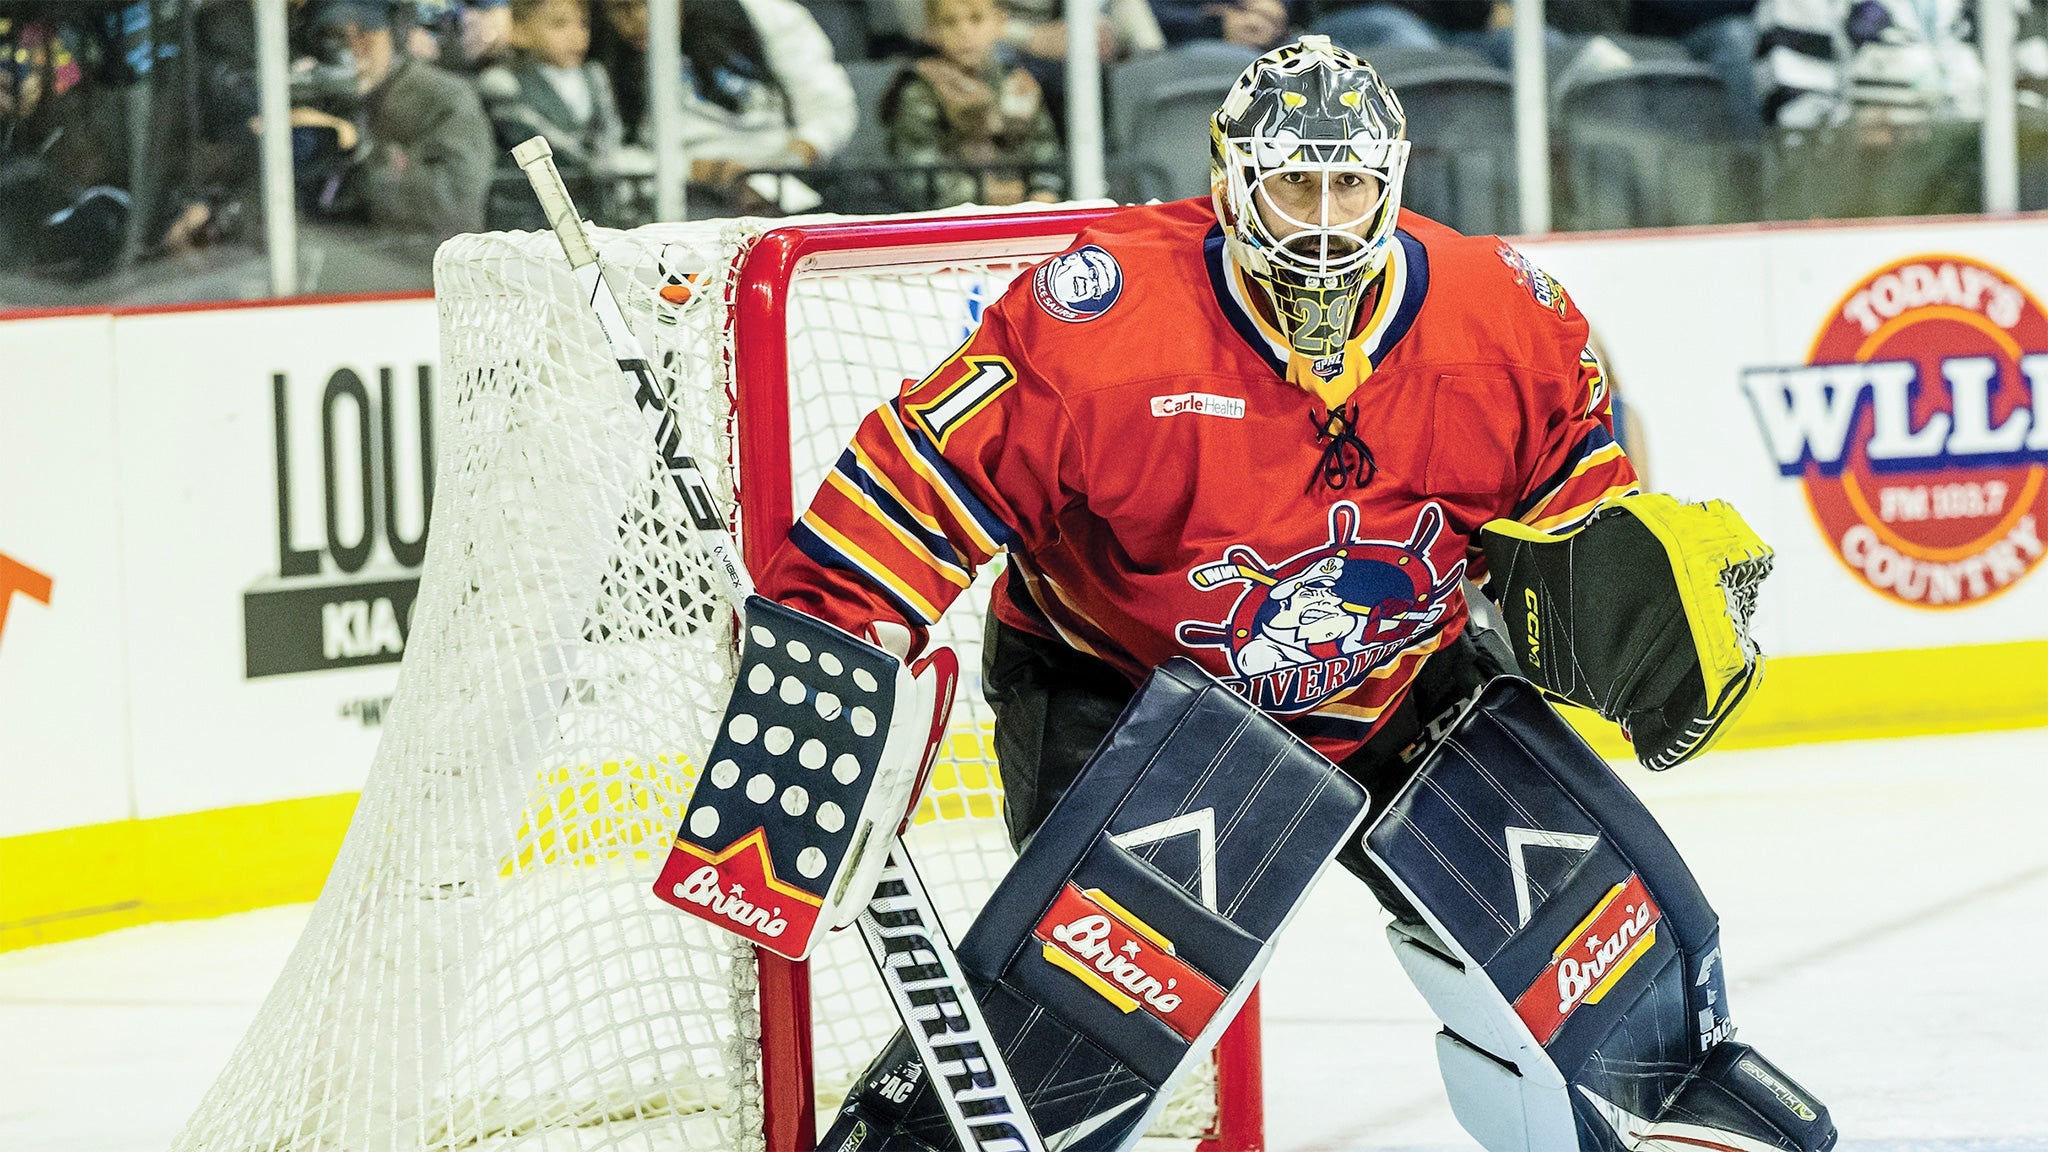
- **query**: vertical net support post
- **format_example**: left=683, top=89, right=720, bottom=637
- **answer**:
left=728, top=208, right=1266, bottom=1152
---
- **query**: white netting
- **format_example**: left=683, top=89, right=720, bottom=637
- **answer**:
left=173, top=211, right=1218, bottom=1152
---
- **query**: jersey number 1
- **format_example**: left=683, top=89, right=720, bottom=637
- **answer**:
left=907, top=356, right=1017, bottom=450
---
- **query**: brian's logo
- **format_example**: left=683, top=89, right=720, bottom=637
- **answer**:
left=1034, top=883, right=1226, bottom=1041
left=1742, top=255, right=2048, bottom=608
left=1177, top=503, right=1464, bottom=714
left=1513, top=872, right=1662, bottom=1045
left=1033, top=244, right=1122, bottom=322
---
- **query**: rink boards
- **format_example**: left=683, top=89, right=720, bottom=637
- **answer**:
left=4, top=211, right=2048, bottom=948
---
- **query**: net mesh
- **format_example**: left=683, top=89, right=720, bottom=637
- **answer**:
left=172, top=212, right=1218, bottom=1152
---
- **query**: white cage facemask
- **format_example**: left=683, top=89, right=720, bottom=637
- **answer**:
left=1212, top=38, right=1410, bottom=396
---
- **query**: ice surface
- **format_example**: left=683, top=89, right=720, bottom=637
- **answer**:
left=4, top=728, right=2046, bottom=1152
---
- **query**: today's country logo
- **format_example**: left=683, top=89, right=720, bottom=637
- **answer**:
left=1741, top=254, right=2048, bottom=608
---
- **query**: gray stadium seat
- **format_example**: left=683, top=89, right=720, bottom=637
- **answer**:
left=1553, top=57, right=1760, bottom=229
left=840, top=58, right=908, bottom=168
left=1118, top=79, right=1236, bottom=202
left=1109, top=43, right=1258, bottom=201
left=1372, top=52, right=1517, bottom=236
left=799, top=1, right=871, bottom=63
left=1110, top=43, right=1257, bottom=153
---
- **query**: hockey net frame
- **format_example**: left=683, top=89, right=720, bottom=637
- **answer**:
left=729, top=209, right=1264, bottom=1152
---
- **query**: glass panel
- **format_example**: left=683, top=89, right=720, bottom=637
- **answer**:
left=0, top=0, right=271, bottom=308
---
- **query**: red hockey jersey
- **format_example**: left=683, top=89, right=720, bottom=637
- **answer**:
left=759, top=198, right=1638, bottom=761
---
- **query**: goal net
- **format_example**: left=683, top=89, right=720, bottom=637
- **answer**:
left=173, top=207, right=1259, bottom=1152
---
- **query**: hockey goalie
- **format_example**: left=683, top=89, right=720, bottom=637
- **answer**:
left=663, top=35, right=1837, bottom=1152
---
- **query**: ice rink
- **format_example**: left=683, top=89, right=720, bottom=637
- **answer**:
left=5, top=726, right=2046, bottom=1152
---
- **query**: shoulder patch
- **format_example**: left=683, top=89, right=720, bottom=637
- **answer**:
left=1033, top=244, right=1122, bottom=322
left=1496, top=243, right=1571, bottom=319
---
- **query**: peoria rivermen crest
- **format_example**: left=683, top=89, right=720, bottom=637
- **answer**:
left=1177, top=502, right=1464, bottom=713
left=1741, top=254, right=2048, bottom=608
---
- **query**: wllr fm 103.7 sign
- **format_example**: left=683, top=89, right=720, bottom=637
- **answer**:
left=1742, top=254, right=2048, bottom=609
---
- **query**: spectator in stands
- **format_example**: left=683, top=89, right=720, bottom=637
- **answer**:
left=891, top=0, right=1165, bottom=59
left=891, top=0, right=1161, bottom=127
left=1752, top=0, right=2048, bottom=218
left=592, top=0, right=852, bottom=216
left=1629, top=2, right=1759, bottom=125
left=1754, top=0, right=2048, bottom=128
left=477, top=0, right=624, bottom=227
left=884, top=0, right=1063, bottom=208
left=0, top=9, right=127, bottom=283
left=299, top=0, right=492, bottom=265
left=1151, top=0, right=1292, bottom=50
left=408, top=0, right=514, bottom=70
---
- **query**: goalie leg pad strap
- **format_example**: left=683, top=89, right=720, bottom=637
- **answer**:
left=823, top=656, right=1369, bottom=1151
left=1364, top=676, right=1834, bottom=1152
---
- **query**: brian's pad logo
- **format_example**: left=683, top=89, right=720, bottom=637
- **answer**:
left=1033, top=244, right=1121, bottom=322
left=1742, top=255, right=2048, bottom=607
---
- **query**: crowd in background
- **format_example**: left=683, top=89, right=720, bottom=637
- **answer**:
left=4, top=0, right=2048, bottom=303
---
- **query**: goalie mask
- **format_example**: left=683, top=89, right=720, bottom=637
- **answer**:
left=1212, top=36, right=1409, bottom=404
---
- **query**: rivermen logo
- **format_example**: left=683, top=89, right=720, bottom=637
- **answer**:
left=1741, top=255, right=2048, bottom=608
left=1035, top=882, right=1226, bottom=1041
left=1177, top=502, right=1464, bottom=714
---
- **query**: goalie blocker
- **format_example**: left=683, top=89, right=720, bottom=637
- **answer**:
left=823, top=658, right=1370, bottom=1152
left=653, top=596, right=951, bottom=960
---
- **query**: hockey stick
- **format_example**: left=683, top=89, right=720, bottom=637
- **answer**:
left=511, top=138, right=1044, bottom=1152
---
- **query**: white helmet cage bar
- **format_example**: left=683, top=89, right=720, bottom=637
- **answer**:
left=1212, top=37, right=1411, bottom=369
left=1214, top=38, right=1410, bottom=283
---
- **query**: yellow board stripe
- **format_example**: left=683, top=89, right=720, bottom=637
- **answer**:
left=6, top=640, right=2045, bottom=953
left=0, top=792, right=359, bottom=952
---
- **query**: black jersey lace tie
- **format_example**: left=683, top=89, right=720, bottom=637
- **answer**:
left=1308, top=402, right=1377, bottom=493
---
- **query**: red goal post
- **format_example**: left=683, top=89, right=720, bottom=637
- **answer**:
left=729, top=208, right=1266, bottom=1152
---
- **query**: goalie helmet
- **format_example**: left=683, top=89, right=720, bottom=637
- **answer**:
left=1212, top=36, right=1409, bottom=396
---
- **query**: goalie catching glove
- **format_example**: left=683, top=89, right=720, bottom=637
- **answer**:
left=1479, top=493, right=1772, bottom=770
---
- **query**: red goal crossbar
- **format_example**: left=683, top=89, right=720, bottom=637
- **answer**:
left=730, top=209, right=1266, bottom=1152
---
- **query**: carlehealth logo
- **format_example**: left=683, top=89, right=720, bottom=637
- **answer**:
left=1741, top=255, right=2048, bottom=608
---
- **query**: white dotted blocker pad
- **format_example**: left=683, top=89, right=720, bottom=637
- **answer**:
left=676, top=597, right=903, bottom=896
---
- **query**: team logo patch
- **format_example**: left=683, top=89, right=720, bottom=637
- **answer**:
left=1176, top=503, right=1465, bottom=715
left=1741, top=254, right=2048, bottom=608
left=1034, top=882, right=1227, bottom=1041
left=1497, top=243, right=1570, bottom=318
left=1512, top=872, right=1662, bottom=1046
left=1034, top=244, right=1122, bottom=322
